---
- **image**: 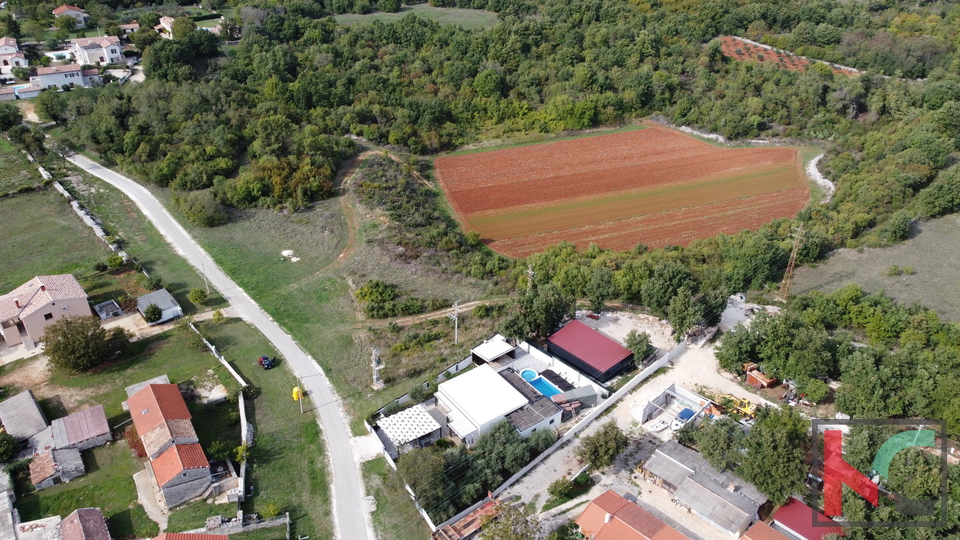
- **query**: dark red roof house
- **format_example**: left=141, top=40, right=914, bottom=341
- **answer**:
left=547, top=320, right=633, bottom=383
left=772, top=498, right=844, bottom=540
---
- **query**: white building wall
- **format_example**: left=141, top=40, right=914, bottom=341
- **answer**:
left=31, top=70, right=82, bottom=89
left=515, top=408, right=562, bottom=439
left=73, top=44, right=122, bottom=65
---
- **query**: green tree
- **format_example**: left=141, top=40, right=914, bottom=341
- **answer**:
left=575, top=421, right=629, bottom=470
left=212, top=309, right=225, bottom=324
left=585, top=266, right=616, bottom=313
left=143, top=303, right=162, bottom=323
left=625, top=329, right=652, bottom=364
left=641, top=260, right=694, bottom=316
left=480, top=503, right=542, bottom=540
left=54, top=15, right=76, bottom=31
left=0, top=103, right=22, bottom=132
left=44, top=316, right=130, bottom=371
left=145, top=274, right=163, bottom=291
left=188, top=287, right=208, bottom=305
left=106, top=254, right=124, bottom=270
left=738, top=406, right=808, bottom=505
left=693, top=417, right=744, bottom=471
left=0, top=432, right=17, bottom=462
left=667, top=287, right=703, bottom=341
left=208, top=439, right=234, bottom=461
left=130, top=27, right=160, bottom=51
left=172, top=17, right=195, bottom=40
left=547, top=477, right=573, bottom=499
left=379, top=0, right=401, bottom=12
left=34, top=90, right=67, bottom=124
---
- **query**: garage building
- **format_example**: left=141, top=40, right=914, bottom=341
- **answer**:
left=547, top=320, right=633, bottom=384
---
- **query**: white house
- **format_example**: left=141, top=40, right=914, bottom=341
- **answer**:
left=29, top=64, right=100, bottom=89
left=435, top=363, right=529, bottom=446
left=118, top=22, right=140, bottom=35
left=136, top=289, right=182, bottom=325
left=154, top=16, right=175, bottom=39
left=51, top=5, right=89, bottom=28
left=0, top=36, right=27, bottom=76
left=70, top=36, right=123, bottom=65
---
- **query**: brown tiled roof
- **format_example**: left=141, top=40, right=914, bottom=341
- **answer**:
left=152, top=443, right=208, bottom=487
left=0, top=52, right=26, bottom=61
left=118, top=23, right=140, bottom=29
left=34, top=64, right=81, bottom=76
left=60, top=508, right=110, bottom=540
left=52, top=4, right=84, bottom=14
left=28, top=452, right=55, bottom=485
left=0, top=88, right=14, bottom=96
left=154, top=534, right=229, bottom=540
left=0, top=275, right=87, bottom=321
left=0, top=37, right=17, bottom=49
left=742, top=521, right=791, bottom=540
left=81, top=69, right=99, bottom=77
left=576, top=490, right=690, bottom=540
left=71, top=36, right=120, bottom=49
left=141, top=419, right=197, bottom=458
left=128, top=384, right=191, bottom=436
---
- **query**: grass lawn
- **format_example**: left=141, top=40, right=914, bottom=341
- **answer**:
left=15, top=442, right=159, bottom=539
left=362, top=457, right=432, bottom=540
left=0, top=139, right=45, bottom=194
left=230, top=527, right=288, bottom=540
left=334, top=4, right=498, bottom=30
left=792, top=214, right=960, bottom=321
left=0, top=189, right=109, bottom=293
left=198, top=318, right=334, bottom=540
left=55, top=169, right=227, bottom=315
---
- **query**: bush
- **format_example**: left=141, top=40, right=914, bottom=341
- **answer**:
left=93, top=262, right=108, bottom=272
left=547, top=477, right=573, bottom=499
left=0, top=432, right=17, bottom=462
left=144, top=303, right=162, bottom=323
left=174, top=190, right=229, bottom=227
left=208, top=439, right=234, bottom=461
left=106, top=255, right=125, bottom=270
left=241, top=384, right=261, bottom=400
left=575, top=422, right=629, bottom=470
left=188, top=287, right=208, bottom=304
left=45, top=316, right=130, bottom=371
left=212, top=309, right=225, bottom=324
left=260, top=502, right=281, bottom=519
left=145, top=274, right=163, bottom=290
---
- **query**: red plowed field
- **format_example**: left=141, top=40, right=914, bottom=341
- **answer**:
left=719, top=35, right=861, bottom=77
left=434, top=125, right=810, bottom=257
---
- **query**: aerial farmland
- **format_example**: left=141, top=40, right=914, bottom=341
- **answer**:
left=434, top=125, right=811, bottom=257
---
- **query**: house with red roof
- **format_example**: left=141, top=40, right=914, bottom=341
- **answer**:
left=154, top=533, right=230, bottom=540
left=0, top=275, right=89, bottom=349
left=742, top=521, right=792, bottom=540
left=771, top=498, right=844, bottom=540
left=0, top=36, right=28, bottom=76
left=150, top=443, right=211, bottom=508
left=576, top=490, right=690, bottom=540
left=128, top=384, right=210, bottom=508
left=52, top=4, right=89, bottom=28
left=547, top=320, right=634, bottom=383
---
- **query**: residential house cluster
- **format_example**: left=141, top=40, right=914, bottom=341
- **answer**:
left=52, top=5, right=89, bottom=28
left=0, top=390, right=111, bottom=490
left=127, top=383, right=211, bottom=508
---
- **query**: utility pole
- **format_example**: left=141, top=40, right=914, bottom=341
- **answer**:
left=778, top=223, right=805, bottom=303
left=201, top=263, right=209, bottom=295
left=449, top=300, right=460, bottom=344
left=526, top=264, right=535, bottom=293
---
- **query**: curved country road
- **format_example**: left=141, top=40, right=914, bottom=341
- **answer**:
left=67, top=154, right=373, bottom=540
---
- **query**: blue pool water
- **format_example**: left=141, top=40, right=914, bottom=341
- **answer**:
left=521, top=369, right=562, bottom=397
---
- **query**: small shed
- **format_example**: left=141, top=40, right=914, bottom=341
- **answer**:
left=0, top=390, right=49, bottom=441
left=59, top=508, right=110, bottom=540
left=470, top=334, right=516, bottom=364
left=136, top=289, right=182, bottom=325
left=51, top=405, right=111, bottom=451
left=377, top=404, right=442, bottom=460
left=743, top=363, right=777, bottom=389
left=92, top=300, right=122, bottom=320
left=29, top=448, right=84, bottom=490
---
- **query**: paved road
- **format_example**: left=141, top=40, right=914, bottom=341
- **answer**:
left=67, top=154, right=373, bottom=540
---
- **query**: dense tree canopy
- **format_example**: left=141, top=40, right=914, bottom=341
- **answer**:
left=44, top=315, right=131, bottom=371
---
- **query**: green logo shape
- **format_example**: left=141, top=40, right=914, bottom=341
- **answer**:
left=872, top=429, right=935, bottom=479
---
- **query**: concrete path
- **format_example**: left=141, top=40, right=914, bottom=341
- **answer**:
left=134, top=469, right=169, bottom=531
left=67, top=154, right=374, bottom=540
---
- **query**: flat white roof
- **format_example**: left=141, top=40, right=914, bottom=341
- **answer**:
left=437, top=364, right=528, bottom=429
left=471, top=334, right=515, bottom=362
left=378, top=404, right=441, bottom=446
left=446, top=407, right=475, bottom=440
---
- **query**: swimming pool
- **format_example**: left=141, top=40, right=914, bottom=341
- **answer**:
left=520, top=369, right=562, bottom=397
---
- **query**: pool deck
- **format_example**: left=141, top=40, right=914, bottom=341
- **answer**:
left=490, top=344, right=607, bottom=397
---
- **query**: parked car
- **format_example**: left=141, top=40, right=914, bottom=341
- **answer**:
left=258, top=356, right=275, bottom=369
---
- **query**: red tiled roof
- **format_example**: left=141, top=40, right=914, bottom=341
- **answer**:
left=0, top=275, right=87, bottom=321
left=81, top=69, right=99, bottom=76
left=128, top=384, right=191, bottom=436
left=28, top=451, right=55, bottom=485
left=154, top=534, right=229, bottom=540
left=34, top=64, right=81, bottom=76
left=576, top=490, right=689, bottom=540
left=743, top=521, right=792, bottom=540
left=53, top=4, right=84, bottom=14
left=152, top=443, right=208, bottom=487
left=60, top=508, right=111, bottom=540
left=773, top=498, right=844, bottom=540
left=71, top=36, right=120, bottom=49
left=0, top=37, right=17, bottom=49
left=548, top=320, right=632, bottom=372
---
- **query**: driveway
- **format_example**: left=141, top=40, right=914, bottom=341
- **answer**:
left=67, top=154, right=373, bottom=540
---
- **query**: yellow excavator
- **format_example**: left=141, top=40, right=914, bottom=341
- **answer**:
left=720, top=394, right=757, bottom=418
